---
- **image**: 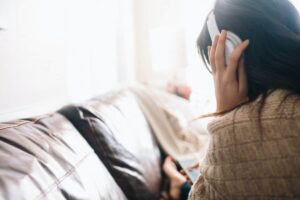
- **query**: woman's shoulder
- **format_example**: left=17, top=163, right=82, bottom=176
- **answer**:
left=207, top=89, right=300, bottom=133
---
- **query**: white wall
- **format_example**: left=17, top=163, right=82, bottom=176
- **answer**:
left=0, top=0, right=134, bottom=122
left=133, top=0, right=187, bottom=83
left=0, top=0, right=68, bottom=121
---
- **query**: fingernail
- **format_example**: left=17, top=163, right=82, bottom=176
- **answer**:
left=221, top=30, right=227, bottom=34
left=244, top=39, right=250, bottom=44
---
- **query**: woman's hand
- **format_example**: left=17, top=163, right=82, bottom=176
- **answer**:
left=162, top=157, right=187, bottom=199
left=208, top=30, right=250, bottom=113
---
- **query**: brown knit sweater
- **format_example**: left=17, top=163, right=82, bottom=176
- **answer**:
left=189, top=90, right=300, bottom=200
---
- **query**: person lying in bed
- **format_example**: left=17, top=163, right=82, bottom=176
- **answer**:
left=165, top=0, right=300, bottom=199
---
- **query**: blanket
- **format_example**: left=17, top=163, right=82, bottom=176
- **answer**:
left=130, top=85, right=209, bottom=161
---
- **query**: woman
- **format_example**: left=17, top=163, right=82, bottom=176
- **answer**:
left=164, top=0, right=300, bottom=199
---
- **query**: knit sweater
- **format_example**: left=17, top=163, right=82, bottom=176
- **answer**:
left=189, top=90, right=300, bottom=200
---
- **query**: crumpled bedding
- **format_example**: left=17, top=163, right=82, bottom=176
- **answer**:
left=130, top=85, right=210, bottom=161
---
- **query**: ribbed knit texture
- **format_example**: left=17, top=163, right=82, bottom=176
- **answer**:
left=189, top=90, right=300, bottom=200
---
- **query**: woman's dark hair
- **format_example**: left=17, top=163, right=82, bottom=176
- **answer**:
left=198, top=0, right=300, bottom=102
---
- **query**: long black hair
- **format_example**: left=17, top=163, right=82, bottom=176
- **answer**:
left=198, top=0, right=300, bottom=102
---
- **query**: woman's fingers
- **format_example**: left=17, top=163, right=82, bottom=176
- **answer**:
left=215, top=30, right=227, bottom=73
left=209, top=35, right=219, bottom=74
left=226, top=39, right=250, bottom=81
left=209, top=30, right=249, bottom=94
left=210, top=30, right=250, bottom=113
